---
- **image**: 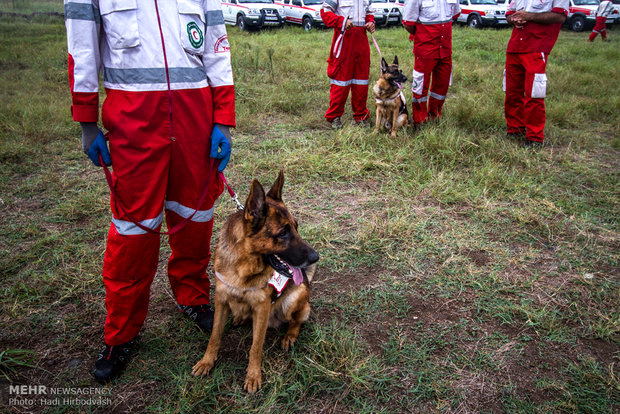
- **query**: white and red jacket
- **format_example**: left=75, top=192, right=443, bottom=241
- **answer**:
left=65, top=0, right=235, bottom=125
left=595, top=0, right=613, bottom=17
left=321, top=0, right=373, bottom=27
left=505, top=0, right=569, bottom=54
left=64, top=0, right=236, bottom=346
left=402, top=0, right=461, bottom=59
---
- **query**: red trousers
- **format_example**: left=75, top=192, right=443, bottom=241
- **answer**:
left=101, top=88, right=223, bottom=345
left=410, top=55, right=452, bottom=125
left=504, top=52, right=548, bottom=142
left=325, top=26, right=370, bottom=122
left=589, top=16, right=608, bottom=41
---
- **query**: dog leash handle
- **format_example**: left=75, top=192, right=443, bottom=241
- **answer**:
left=333, top=16, right=349, bottom=59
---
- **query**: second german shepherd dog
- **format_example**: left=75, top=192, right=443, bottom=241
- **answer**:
left=191, top=171, right=319, bottom=393
left=373, top=56, right=409, bottom=138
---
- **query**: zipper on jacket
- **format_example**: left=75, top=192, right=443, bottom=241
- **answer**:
left=153, top=0, right=175, bottom=141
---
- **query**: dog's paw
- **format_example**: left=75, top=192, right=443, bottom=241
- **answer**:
left=281, top=334, right=297, bottom=351
left=243, top=371, right=262, bottom=393
left=191, top=358, right=214, bottom=377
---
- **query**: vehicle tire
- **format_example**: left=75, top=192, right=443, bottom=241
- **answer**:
left=570, top=15, right=585, bottom=32
left=237, top=14, right=247, bottom=31
left=467, top=14, right=481, bottom=28
left=303, top=16, right=313, bottom=31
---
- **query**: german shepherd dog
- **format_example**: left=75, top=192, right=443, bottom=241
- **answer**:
left=191, top=171, right=319, bottom=393
left=373, top=56, right=409, bottom=138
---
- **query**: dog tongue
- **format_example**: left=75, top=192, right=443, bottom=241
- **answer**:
left=292, top=266, right=303, bottom=286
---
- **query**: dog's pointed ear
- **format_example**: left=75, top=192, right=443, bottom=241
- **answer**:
left=266, top=170, right=284, bottom=202
left=380, top=57, right=388, bottom=73
left=244, top=179, right=267, bottom=230
left=393, top=55, right=399, bottom=66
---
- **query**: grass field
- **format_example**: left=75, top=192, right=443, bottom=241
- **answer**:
left=1, top=11, right=619, bottom=414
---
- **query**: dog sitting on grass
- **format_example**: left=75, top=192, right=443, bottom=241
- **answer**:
left=191, top=171, right=319, bottom=393
left=373, top=56, right=409, bottom=137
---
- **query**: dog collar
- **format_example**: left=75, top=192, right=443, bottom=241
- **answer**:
left=214, top=271, right=265, bottom=296
left=214, top=270, right=293, bottom=302
left=376, top=89, right=403, bottom=105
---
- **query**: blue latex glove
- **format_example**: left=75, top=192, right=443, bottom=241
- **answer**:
left=209, top=124, right=232, bottom=172
left=87, top=130, right=112, bottom=167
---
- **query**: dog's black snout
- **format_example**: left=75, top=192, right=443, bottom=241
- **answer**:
left=307, top=249, right=319, bottom=264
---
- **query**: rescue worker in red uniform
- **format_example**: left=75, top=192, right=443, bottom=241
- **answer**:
left=402, top=0, right=460, bottom=127
left=64, top=0, right=235, bottom=382
left=321, top=0, right=375, bottom=129
left=589, top=0, right=613, bottom=42
left=504, top=0, right=568, bottom=147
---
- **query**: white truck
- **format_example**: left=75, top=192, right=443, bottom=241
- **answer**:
left=566, top=0, right=618, bottom=31
left=457, top=0, right=508, bottom=28
left=369, top=0, right=403, bottom=26
left=275, top=0, right=324, bottom=31
left=221, top=0, right=287, bottom=30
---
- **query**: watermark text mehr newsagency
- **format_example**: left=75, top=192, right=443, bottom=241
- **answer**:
left=8, top=385, right=112, bottom=407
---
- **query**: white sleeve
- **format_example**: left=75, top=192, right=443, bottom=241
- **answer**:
left=402, top=0, right=421, bottom=22
left=64, top=0, right=101, bottom=94
left=202, top=0, right=233, bottom=88
left=322, top=0, right=338, bottom=13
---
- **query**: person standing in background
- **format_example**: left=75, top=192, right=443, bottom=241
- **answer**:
left=504, top=0, right=568, bottom=147
left=321, top=0, right=376, bottom=129
left=402, top=0, right=461, bottom=128
left=589, top=0, right=613, bottom=42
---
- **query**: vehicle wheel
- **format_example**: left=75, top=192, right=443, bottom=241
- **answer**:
left=467, top=14, right=481, bottom=28
left=570, top=15, right=585, bottom=32
left=303, top=16, right=313, bottom=31
left=237, top=14, right=247, bottom=31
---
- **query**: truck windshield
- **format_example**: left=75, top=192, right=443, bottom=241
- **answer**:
left=238, top=0, right=273, bottom=3
left=471, top=0, right=497, bottom=4
left=573, top=0, right=598, bottom=4
left=304, top=0, right=323, bottom=4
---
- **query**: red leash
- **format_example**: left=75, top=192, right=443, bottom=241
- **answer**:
left=99, top=155, right=221, bottom=236
left=218, top=171, right=244, bottom=211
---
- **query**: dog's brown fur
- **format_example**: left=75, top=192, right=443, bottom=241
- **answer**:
left=373, top=56, right=409, bottom=138
left=191, top=171, right=318, bottom=393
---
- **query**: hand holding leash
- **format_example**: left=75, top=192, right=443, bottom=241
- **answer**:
left=82, top=123, right=111, bottom=167
left=210, top=124, right=232, bottom=172
left=333, top=16, right=350, bottom=59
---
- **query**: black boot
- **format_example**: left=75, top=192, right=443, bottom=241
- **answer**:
left=522, top=139, right=543, bottom=149
left=93, top=339, right=135, bottom=384
left=177, top=304, right=214, bottom=332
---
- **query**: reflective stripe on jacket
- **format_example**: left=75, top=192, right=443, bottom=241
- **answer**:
left=64, top=0, right=235, bottom=125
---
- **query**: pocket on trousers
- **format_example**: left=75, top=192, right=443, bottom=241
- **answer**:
left=100, top=0, right=140, bottom=49
left=327, top=56, right=340, bottom=79
left=411, top=69, right=424, bottom=95
left=531, top=73, right=547, bottom=98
